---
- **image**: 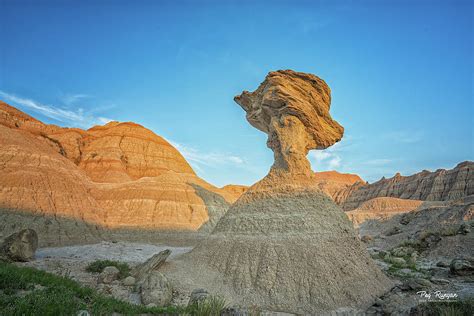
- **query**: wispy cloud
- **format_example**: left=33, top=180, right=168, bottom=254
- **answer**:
left=310, top=145, right=342, bottom=170
left=0, top=90, right=114, bottom=128
left=59, top=93, right=90, bottom=106
left=365, top=158, right=393, bottom=165
left=384, top=130, right=423, bottom=144
left=170, top=141, right=246, bottom=175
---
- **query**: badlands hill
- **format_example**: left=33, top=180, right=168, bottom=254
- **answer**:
left=312, top=170, right=365, bottom=204
left=342, top=161, right=473, bottom=210
left=0, top=101, right=237, bottom=246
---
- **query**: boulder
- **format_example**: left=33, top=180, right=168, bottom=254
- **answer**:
left=131, top=249, right=171, bottom=282
left=99, top=266, right=120, bottom=284
left=139, top=271, right=172, bottom=306
left=0, top=229, right=38, bottom=262
left=122, top=276, right=136, bottom=286
left=450, top=258, right=474, bottom=276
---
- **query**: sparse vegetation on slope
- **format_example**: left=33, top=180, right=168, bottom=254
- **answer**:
left=417, top=298, right=474, bottom=316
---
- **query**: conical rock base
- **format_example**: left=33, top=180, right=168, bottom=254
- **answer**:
left=174, top=176, right=392, bottom=314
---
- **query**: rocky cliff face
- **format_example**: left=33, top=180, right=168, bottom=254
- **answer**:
left=346, top=197, right=424, bottom=227
left=342, top=162, right=473, bottom=210
left=313, top=170, right=365, bottom=204
left=0, top=101, right=233, bottom=246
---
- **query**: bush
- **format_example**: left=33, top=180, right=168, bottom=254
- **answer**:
left=85, top=259, right=130, bottom=279
left=417, top=298, right=474, bottom=316
left=188, top=295, right=228, bottom=316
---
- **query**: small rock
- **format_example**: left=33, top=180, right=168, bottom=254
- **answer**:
left=128, top=293, right=141, bottom=305
left=458, top=223, right=471, bottom=235
left=375, top=260, right=390, bottom=271
left=0, top=229, right=38, bottom=262
left=361, top=235, right=373, bottom=243
left=391, top=246, right=413, bottom=257
left=386, top=226, right=402, bottom=236
left=99, top=266, right=120, bottom=284
left=77, top=311, right=90, bottom=316
left=405, top=278, right=432, bottom=290
left=450, top=258, right=474, bottom=276
left=436, top=259, right=450, bottom=268
left=431, top=277, right=450, bottom=285
left=139, top=271, right=172, bottom=306
left=146, top=303, right=157, bottom=308
left=188, top=288, right=210, bottom=306
left=374, top=298, right=384, bottom=306
left=400, top=212, right=415, bottom=225
left=391, top=257, right=406, bottom=266
left=122, top=276, right=136, bottom=286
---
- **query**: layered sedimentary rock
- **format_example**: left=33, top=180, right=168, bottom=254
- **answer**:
left=359, top=196, right=474, bottom=259
left=346, top=197, right=423, bottom=227
left=177, top=70, right=391, bottom=314
left=220, top=184, right=248, bottom=200
left=0, top=101, right=232, bottom=246
left=313, top=170, right=365, bottom=204
left=342, top=162, right=474, bottom=211
left=234, top=69, right=344, bottom=176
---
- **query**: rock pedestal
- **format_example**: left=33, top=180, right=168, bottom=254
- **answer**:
left=183, top=70, right=392, bottom=314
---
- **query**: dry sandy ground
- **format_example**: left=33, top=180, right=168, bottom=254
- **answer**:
left=35, top=241, right=193, bottom=264
left=16, top=241, right=194, bottom=306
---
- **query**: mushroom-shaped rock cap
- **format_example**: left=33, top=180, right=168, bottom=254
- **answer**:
left=234, top=70, right=344, bottom=175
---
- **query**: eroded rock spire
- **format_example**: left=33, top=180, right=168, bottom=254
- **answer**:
left=234, top=69, right=343, bottom=176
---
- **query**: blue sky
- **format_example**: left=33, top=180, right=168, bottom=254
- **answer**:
left=1, top=0, right=472, bottom=187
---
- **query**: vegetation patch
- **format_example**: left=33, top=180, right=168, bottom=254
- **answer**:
left=188, top=296, right=228, bottom=316
left=0, top=262, right=186, bottom=315
left=85, top=259, right=131, bottom=279
left=417, top=298, right=474, bottom=316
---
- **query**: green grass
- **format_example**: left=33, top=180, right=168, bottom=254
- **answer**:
left=188, top=295, right=228, bottom=316
left=0, top=262, right=231, bottom=315
left=418, top=298, right=474, bottom=316
left=85, top=259, right=131, bottom=279
left=0, top=261, right=185, bottom=315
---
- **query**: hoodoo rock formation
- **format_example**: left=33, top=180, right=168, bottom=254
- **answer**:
left=234, top=70, right=344, bottom=176
left=175, top=70, right=392, bottom=314
left=0, top=101, right=235, bottom=246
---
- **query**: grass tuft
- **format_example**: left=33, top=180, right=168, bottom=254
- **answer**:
left=418, top=298, right=474, bottom=316
left=188, top=295, right=228, bottom=316
left=85, top=259, right=131, bottom=279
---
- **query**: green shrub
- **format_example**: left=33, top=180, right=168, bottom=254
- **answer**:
left=188, top=295, right=228, bottom=316
left=440, top=225, right=460, bottom=237
left=418, top=298, right=474, bottom=316
left=85, top=259, right=130, bottom=279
